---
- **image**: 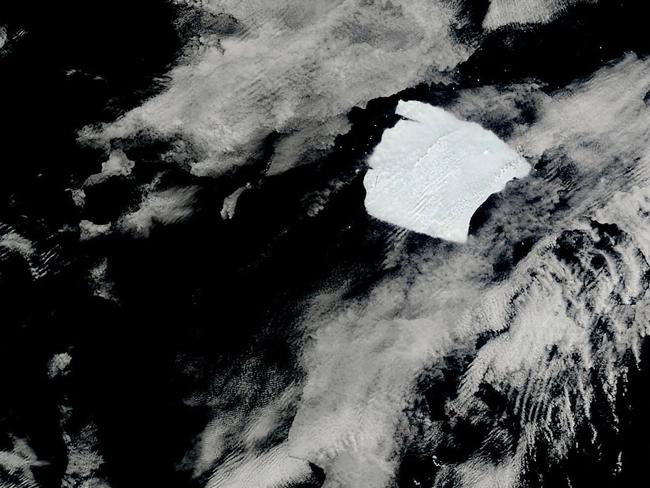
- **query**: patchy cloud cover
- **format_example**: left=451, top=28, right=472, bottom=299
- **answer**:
left=82, top=0, right=473, bottom=178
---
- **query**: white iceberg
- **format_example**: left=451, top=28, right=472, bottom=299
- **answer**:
left=364, top=100, right=530, bottom=243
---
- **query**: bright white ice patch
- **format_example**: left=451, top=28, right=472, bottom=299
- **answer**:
left=364, top=100, right=530, bottom=243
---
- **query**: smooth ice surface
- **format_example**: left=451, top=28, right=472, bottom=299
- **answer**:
left=482, top=0, right=594, bottom=30
left=364, top=100, right=530, bottom=242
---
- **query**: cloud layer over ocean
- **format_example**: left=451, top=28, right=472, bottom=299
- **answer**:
left=3, top=2, right=650, bottom=488
left=82, top=0, right=473, bottom=178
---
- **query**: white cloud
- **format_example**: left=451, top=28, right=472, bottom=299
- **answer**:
left=120, top=186, right=197, bottom=237
left=257, top=55, right=650, bottom=488
left=82, top=0, right=472, bottom=178
left=84, top=150, right=135, bottom=186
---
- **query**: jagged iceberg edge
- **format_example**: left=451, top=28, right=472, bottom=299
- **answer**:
left=363, top=100, right=531, bottom=242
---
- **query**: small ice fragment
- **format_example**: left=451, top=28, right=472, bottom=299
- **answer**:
left=220, top=183, right=251, bottom=220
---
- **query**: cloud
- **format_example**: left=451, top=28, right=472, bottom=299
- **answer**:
left=119, top=185, right=198, bottom=237
left=0, top=437, right=45, bottom=488
left=262, top=55, right=650, bottom=487
left=84, top=150, right=135, bottom=186
left=0, top=25, right=7, bottom=50
left=75, top=5, right=650, bottom=487
left=82, top=0, right=473, bottom=178
left=515, top=54, right=650, bottom=172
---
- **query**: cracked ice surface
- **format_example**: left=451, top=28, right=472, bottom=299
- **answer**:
left=364, top=100, right=531, bottom=242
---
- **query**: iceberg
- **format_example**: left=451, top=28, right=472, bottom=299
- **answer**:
left=364, top=100, right=530, bottom=243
